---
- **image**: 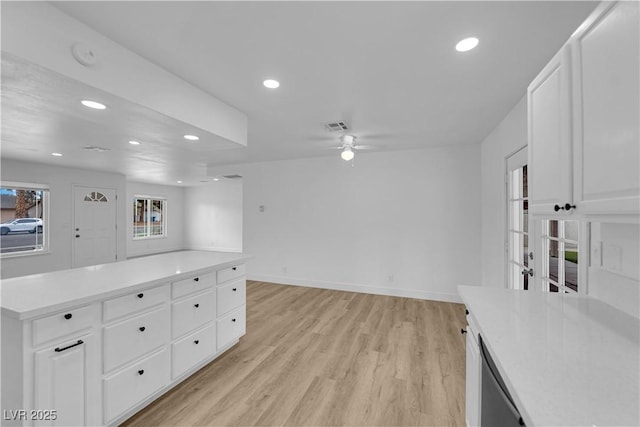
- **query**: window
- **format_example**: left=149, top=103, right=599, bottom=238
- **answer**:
left=0, top=182, right=49, bottom=256
left=507, top=147, right=529, bottom=290
left=541, top=220, right=579, bottom=293
left=133, top=196, right=166, bottom=239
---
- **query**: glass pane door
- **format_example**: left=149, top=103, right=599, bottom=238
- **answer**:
left=507, top=147, right=530, bottom=290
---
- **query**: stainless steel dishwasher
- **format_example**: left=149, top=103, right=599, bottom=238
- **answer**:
left=479, top=335, right=526, bottom=426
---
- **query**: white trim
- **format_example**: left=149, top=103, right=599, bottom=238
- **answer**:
left=187, top=245, right=242, bottom=253
left=247, top=274, right=464, bottom=304
left=0, top=181, right=49, bottom=190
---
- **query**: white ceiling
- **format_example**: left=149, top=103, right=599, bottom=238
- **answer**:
left=3, top=1, right=597, bottom=185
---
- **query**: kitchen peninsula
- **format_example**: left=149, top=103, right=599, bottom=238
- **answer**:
left=1, top=250, right=251, bottom=426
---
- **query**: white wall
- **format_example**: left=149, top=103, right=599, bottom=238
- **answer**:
left=480, top=97, right=527, bottom=288
left=226, top=145, right=481, bottom=303
left=126, top=181, right=186, bottom=258
left=184, top=181, right=242, bottom=253
left=589, top=222, right=640, bottom=318
left=1, top=159, right=127, bottom=279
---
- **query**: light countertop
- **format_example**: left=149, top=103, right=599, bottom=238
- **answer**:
left=1, top=251, right=252, bottom=320
left=458, top=285, right=639, bottom=427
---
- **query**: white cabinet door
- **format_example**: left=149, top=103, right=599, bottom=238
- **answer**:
left=571, top=1, right=639, bottom=215
left=34, top=334, right=99, bottom=426
left=528, top=45, right=573, bottom=215
left=465, top=324, right=481, bottom=427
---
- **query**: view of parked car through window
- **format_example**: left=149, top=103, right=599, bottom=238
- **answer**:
left=0, top=186, right=47, bottom=255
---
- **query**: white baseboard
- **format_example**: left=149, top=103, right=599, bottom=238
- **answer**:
left=247, top=273, right=463, bottom=304
left=186, top=245, right=243, bottom=253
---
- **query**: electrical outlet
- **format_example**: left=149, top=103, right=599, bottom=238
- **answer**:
left=388, top=274, right=394, bottom=283
left=259, top=205, right=265, bottom=212
left=282, top=266, right=288, bottom=274
left=591, top=241, right=602, bottom=267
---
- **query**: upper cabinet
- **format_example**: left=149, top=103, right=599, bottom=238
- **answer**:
left=528, top=1, right=639, bottom=217
left=528, top=45, right=573, bottom=214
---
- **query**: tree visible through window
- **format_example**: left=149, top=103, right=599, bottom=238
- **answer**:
left=133, top=196, right=166, bottom=239
left=0, top=183, right=48, bottom=255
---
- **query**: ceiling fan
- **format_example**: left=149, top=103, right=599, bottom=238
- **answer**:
left=333, top=134, right=378, bottom=161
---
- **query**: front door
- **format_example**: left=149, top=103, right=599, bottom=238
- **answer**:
left=73, top=186, right=117, bottom=268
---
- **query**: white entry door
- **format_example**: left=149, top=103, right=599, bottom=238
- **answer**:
left=506, top=147, right=534, bottom=290
left=73, top=186, right=117, bottom=268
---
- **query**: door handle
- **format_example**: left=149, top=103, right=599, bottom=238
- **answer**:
left=75, top=234, right=80, bottom=238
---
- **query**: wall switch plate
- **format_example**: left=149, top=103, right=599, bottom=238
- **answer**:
left=591, top=241, right=603, bottom=267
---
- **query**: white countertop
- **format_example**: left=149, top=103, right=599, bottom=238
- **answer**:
left=1, top=251, right=252, bottom=320
left=458, top=286, right=639, bottom=427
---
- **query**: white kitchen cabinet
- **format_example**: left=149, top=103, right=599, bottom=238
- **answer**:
left=1, top=251, right=251, bottom=427
left=571, top=1, right=639, bottom=215
left=527, top=45, right=573, bottom=215
left=528, top=1, right=639, bottom=218
left=33, top=333, right=100, bottom=427
left=464, top=313, right=481, bottom=427
left=215, top=264, right=247, bottom=352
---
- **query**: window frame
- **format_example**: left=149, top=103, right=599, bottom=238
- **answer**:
left=132, top=195, right=167, bottom=240
left=0, top=181, right=50, bottom=258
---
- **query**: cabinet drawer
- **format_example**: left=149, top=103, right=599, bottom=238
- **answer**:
left=217, top=278, right=246, bottom=316
left=103, top=284, right=169, bottom=323
left=103, top=348, right=170, bottom=424
left=216, top=305, right=246, bottom=351
left=172, top=290, right=216, bottom=339
left=171, top=324, right=216, bottom=379
left=33, top=304, right=98, bottom=347
left=103, top=306, right=170, bottom=373
left=217, top=264, right=245, bottom=284
left=172, top=272, right=215, bottom=299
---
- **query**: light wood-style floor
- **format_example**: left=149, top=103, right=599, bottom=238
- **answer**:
left=123, top=281, right=467, bottom=426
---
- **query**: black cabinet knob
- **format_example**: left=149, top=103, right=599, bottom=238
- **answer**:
left=554, top=204, right=562, bottom=212
left=194, top=277, right=199, bottom=282
left=460, top=328, right=467, bottom=334
left=137, top=293, right=144, bottom=299
left=64, top=313, right=72, bottom=320
left=194, top=303, right=200, bottom=308
left=232, top=288, right=237, bottom=292
left=138, top=369, right=144, bottom=375
left=139, top=326, right=146, bottom=332
left=194, top=340, right=199, bottom=345
left=564, top=203, right=576, bottom=211
left=232, top=267, right=237, bottom=271
left=465, top=309, right=469, bottom=315
left=231, top=318, right=236, bottom=322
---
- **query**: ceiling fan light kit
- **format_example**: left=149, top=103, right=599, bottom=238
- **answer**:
left=341, top=146, right=354, bottom=161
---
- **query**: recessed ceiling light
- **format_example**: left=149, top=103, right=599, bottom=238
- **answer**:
left=177, top=180, right=183, bottom=184
left=128, top=140, right=141, bottom=145
left=81, top=100, right=107, bottom=110
left=184, top=135, right=199, bottom=141
left=263, top=79, right=280, bottom=89
left=456, top=37, right=479, bottom=52
left=213, top=178, right=220, bottom=181
left=51, top=152, right=63, bottom=157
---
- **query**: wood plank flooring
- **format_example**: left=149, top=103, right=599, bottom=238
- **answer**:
left=122, top=281, right=467, bottom=426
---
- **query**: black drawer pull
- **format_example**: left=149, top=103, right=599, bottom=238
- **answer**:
left=139, top=326, right=146, bottom=332
left=461, top=328, right=467, bottom=334
left=194, top=277, right=199, bottom=282
left=231, top=318, right=236, bottom=322
left=64, top=313, right=73, bottom=320
left=194, top=340, right=200, bottom=345
left=232, top=288, right=237, bottom=292
left=137, top=293, right=144, bottom=299
left=232, top=267, right=237, bottom=271
left=194, top=303, right=200, bottom=308
left=465, top=309, right=469, bottom=315
left=138, top=369, right=144, bottom=375
left=54, top=340, right=84, bottom=353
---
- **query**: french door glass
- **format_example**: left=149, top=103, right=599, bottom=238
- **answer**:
left=507, top=148, right=530, bottom=290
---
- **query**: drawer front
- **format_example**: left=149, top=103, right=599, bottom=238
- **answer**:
left=103, top=284, right=170, bottom=323
left=217, top=278, right=246, bottom=316
left=171, top=324, right=216, bottom=379
left=216, top=305, right=246, bottom=351
left=217, top=264, right=245, bottom=284
left=103, top=306, right=170, bottom=373
left=103, top=348, right=170, bottom=424
left=172, top=290, right=216, bottom=339
left=172, top=272, right=215, bottom=299
left=33, top=304, right=98, bottom=347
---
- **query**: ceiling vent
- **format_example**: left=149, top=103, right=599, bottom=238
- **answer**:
left=83, top=145, right=110, bottom=152
left=324, top=121, right=348, bottom=132
left=223, top=174, right=243, bottom=179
